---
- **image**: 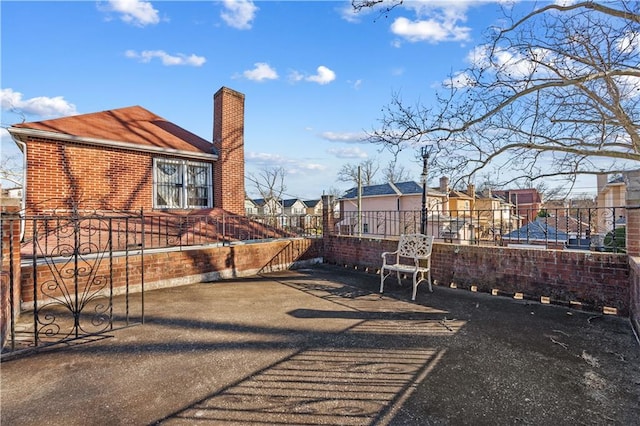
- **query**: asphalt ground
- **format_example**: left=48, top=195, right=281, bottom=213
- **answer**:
left=2, top=264, right=639, bottom=425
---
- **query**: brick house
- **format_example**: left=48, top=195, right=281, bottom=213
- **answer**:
left=8, top=87, right=245, bottom=217
left=492, top=188, right=543, bottom=224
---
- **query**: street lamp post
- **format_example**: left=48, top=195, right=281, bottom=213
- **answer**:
left=420, top=146, right=430, bottom=235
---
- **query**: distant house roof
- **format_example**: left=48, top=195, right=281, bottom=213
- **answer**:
left=342, top=182, right=398, bottom=199
left=341, top=181, right=443, bottom=200
left=9, top=106, right=215, bottom=158
left=449, top=190, right=473, bottom=200
left=392, top=181, right=423, bottom=195
left=493, top=189, right=542, bottom=205
left=503, top=221, right=569, bottom=241
left=282, top=199, right=305, bottom=208
left=608, top=175, right=625, bottom=184
left=304, top=199, right=321, bottom=208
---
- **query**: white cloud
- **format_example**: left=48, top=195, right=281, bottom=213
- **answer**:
left=243, top=63, right=278, bottom=82
left=103, top=0, right=160, bottom=27
left=348, top=79, right=363, bottom=90
left=1, top=88, right=77, bottom=118
left=221, top=0, right=258, bottom=30
left=125, top=50, right=206, bottom=66
left=320, top=131, right=367, bottom=143
left=306, top=66, right=336, bottom=85
left=288, top=70, right=304, bottom=83
left=443, top=71, right=475, bottom=88
left=245, top=151, right=327, bottom=175
left=391, top=16, right=470, bottom=43
left=618, top=31, right=640, bottom=55
left=338, top=4, right=363, bottom=23
left=327, top=147, right=369, bottom=159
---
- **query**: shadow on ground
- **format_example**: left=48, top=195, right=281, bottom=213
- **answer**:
left=2, top=264, right=639, bottom=425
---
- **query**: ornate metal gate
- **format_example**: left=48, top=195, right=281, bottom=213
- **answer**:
left=2, top=211, right=145, bottom=357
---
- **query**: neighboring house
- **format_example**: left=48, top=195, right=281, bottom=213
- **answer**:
left=337, top=180, right=448, bottom=238
left=304, top=199, right=322, bottom=216
left=492, top=188, right=543, bottom=224
left=1, top=187, right=22, bottom=208
left=8, top=87, right=246, bottom=217
left=596, top=173, right=627, bottom=233
left=245, top=198, right=259, bottom=216
left=339, top=181, right=447, bottom=214
left=282, top=199, right=307, bottom=216
left=447, top=189, right=474, bottom=216
left=251, top=198, right=283, bottom=217
left=472, top=188, right=520, bottom=240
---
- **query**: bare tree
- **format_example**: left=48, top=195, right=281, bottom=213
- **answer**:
left=337, top=159, right=379, bottom=187
left=248, top=167, right=287, bottom=220
left=0, top=153, right=23, bottom=188
left=361, top=1, right=640, bottom=189
left=382, top=159, right=412, bottom=183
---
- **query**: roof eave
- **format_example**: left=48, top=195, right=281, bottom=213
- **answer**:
left=8, top=126, right=218, bottom=161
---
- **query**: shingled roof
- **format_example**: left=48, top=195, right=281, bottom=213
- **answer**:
left=341, top=181, right=430, bottom=199
left=10, top=106, right=215, bottom=156
left=503, top=221, right=569, bottom=241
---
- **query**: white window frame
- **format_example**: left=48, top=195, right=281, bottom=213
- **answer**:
left=153, top=158, right=212, bottom=209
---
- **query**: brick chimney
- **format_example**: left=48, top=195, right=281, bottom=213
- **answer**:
left=213, top=87, right=245, bottom=216
left=439, top=176, right=449, bottom=193
left=467, top=184, right=476, bottom=198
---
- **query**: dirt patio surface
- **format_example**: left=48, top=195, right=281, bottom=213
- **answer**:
left=2, top=264, right=639, bottom=425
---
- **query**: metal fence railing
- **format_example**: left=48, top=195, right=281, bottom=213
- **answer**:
left=20, top=212, right=323, bottom=258
left=336, top=206, right=627, bottom=252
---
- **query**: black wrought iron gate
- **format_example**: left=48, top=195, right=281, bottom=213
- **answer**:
left=1, top=212, right=145, bottom=358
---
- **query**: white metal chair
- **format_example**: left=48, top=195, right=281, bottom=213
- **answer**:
left=380, top=233, right=434, bottom=300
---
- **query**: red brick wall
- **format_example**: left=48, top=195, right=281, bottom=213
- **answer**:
left=24, top=138, right=155, bottom=214
left=323, top=235, right=631, bottom=315
left=630, top=257, right=640, bottom=338
left=20, top=238, right=321, bottom=306
left=213, top=87, right=245, bottom=216
left=626, top=171, right=640, bottom=335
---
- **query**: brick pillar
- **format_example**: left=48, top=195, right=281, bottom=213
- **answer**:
left=322, top=195, right=335, bottom=236
left=213, top=87, right=245, bottom=216
left=625, top=170, right=640, bottom=257
left=626, top=170, right=640, bottom=337
left=1, top=208, right=22, bottom=348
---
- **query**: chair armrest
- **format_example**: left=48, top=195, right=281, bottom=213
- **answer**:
left=381, top=250, right=399, bottom=266
left=381, top=250, right=398, bottom=259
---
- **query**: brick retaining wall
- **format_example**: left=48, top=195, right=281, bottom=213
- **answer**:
left=19, top=238, right=322, bottom=309
left=1, top=211, right=21, bottom=346
left=323, top=235, right=630, bottom=315
left=631, top=257, right=640, bottom=338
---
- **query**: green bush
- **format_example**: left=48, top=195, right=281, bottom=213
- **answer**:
left=604, top=226, right=626, bottom=253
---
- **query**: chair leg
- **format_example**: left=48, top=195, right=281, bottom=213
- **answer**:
left=412, top=271, right=418, bottom=301
left=380, top=269, right=385, bottom=294
left=427, top=269, right=432, bottom=292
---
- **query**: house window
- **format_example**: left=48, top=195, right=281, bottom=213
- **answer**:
left=154, top=158, right=212, bottom=209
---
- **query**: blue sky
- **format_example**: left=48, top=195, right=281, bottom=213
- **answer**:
left=0, top=0, right=599, bottom=199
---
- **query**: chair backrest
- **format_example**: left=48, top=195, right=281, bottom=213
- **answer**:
left=397, top=234, right=434, bottom=260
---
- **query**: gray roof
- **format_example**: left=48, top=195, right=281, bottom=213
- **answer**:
left=342, top=183, right=397, bottom=199
left=282, top=199, right=303, bottom=208
left=392, top=181, right=423, bottom=195
left=341, top=181, right=425, bottom=199
left=503, top=221, right=570, bottom=241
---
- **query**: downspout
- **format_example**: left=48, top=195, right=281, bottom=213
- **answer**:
left=10, top=135, right=27, bottom=241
